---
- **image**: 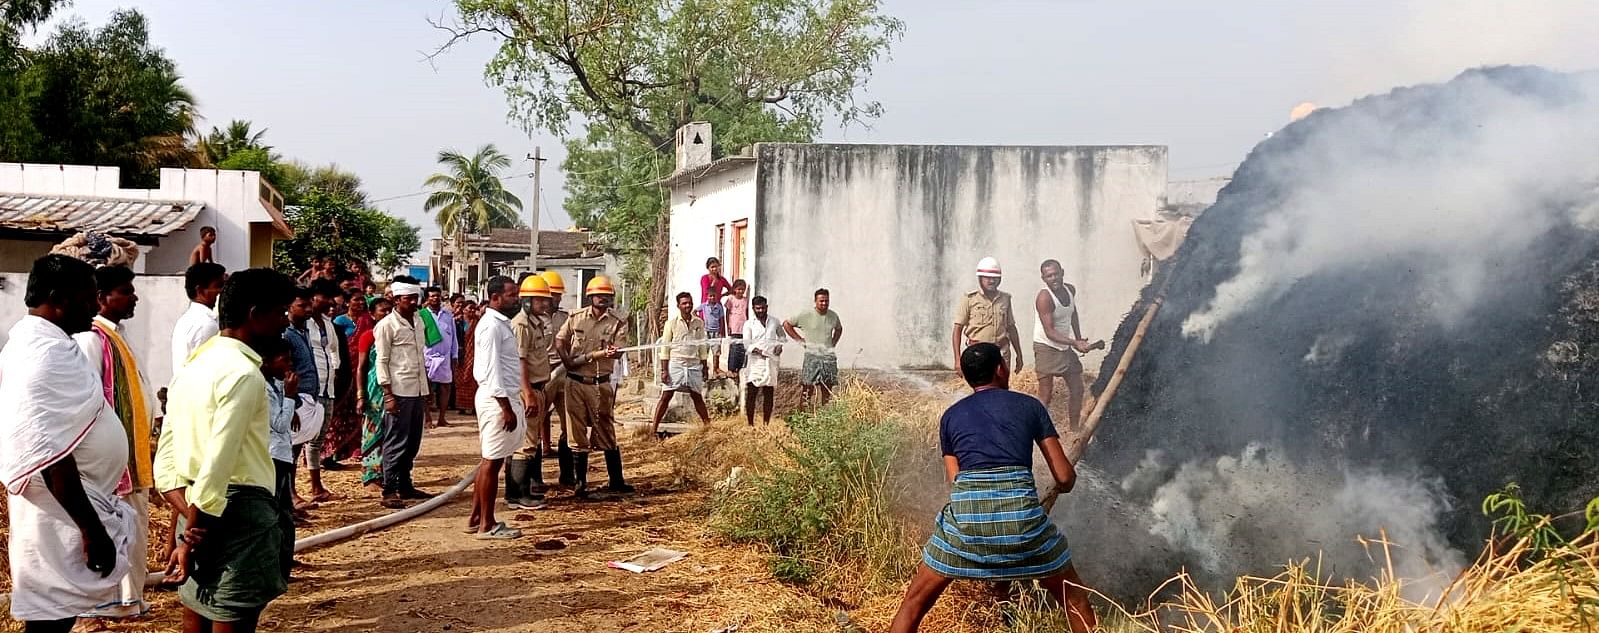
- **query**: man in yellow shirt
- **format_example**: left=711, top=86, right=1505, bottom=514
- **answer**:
left=155, top=268, right=297, bottom=633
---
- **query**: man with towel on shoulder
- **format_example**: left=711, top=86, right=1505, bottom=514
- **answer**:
left=1, top=254, right=135, bottom=633
left=888, top=343, right=1096, bottom=633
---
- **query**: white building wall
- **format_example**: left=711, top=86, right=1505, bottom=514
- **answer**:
left=0, top=272, right=192, bottom=389
left=0, top=163, right=273, bottom=274
left=753, top=144, right=1168, bottom=369
left=664, top=163, right=758, bottom=308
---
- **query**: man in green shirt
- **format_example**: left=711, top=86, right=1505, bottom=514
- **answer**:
left=783, top=288, right=844, bottom=407
left=156, top=268, right=297, bottom=633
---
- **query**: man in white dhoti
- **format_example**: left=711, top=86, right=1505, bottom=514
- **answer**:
left=743, top=295, right=785, bottom=426
left=467, top=276, right=525, bottom=539
left=0, top=254, right=135, bottom=633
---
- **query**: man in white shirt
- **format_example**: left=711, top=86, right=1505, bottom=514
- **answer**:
left=373, top=280, right=433, bottom=509
left=299, top=280, right=343, bottom=494
left=466, top=276, right=526, bottom=539
left=73, top=265, right=156, bottom=621
left=169, top=262, right=225, bottom=377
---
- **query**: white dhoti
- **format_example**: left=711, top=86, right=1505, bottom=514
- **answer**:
left=1, top=316, right=137, bottom=622
left=476, top=392, right=526, bottom=461
left=742, top=317, right=785, bottom=389
left=80, top=490, right=150, bottom=619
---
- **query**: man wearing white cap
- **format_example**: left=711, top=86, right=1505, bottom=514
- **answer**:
left=952, top=257, right=1024, bottom=372
left=372, top=278, right=433, bottom=509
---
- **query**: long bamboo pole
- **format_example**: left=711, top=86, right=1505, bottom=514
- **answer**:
left=1041, top=274, right=1174, bottom=513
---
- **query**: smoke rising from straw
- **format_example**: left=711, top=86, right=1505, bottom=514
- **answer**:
left=1184, top=71, right=1599, bottom=340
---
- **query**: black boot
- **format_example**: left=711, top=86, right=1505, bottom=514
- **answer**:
left=504, top=456, right=526, bottom=503
left=573, top=452, right=590, bottom=499
left=557, top=441, right=575, bottom=487
left=605, top=449, right=634, bottom=493
left=529, top=451, right=548, bottom=494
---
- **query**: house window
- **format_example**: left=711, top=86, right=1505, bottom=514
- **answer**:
left=730, top=219, right=748, bottom=280
left=715, top=223, right=726, bottom=268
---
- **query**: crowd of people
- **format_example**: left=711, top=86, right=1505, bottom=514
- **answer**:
left=0, top=239, right=642, bottom=631
left=0, top=237, right=1101, bottom=632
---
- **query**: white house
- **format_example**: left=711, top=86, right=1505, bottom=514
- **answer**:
left=0, top=162, right=294, bottom=387
left=0, top=163, right=293, bottom=273
left=660, top=123, right=1171, bottom=370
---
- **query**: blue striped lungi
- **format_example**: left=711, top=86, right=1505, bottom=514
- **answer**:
left=922, top=466, right=1071, bottom=580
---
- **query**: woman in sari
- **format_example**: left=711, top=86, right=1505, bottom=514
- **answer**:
left=355, top=297, right=392, bottom=492
left=452, top=301, right=481, bottom=413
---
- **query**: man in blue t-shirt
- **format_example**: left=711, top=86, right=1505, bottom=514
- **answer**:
left=889, top=342, right=1096, bottom=633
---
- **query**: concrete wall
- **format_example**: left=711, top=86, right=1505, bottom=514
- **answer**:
left=754, top=144, right=1168, bottom=369
left=665, top=164, right=758, bottom=308
left=0, top=163, right=278, bottom=274
left=0, top=272, right=192, bottom=389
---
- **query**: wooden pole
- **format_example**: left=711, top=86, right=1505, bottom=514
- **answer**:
left=1042, top=272, right=1176, bottom=512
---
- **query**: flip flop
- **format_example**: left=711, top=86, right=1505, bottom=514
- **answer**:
left=311, top=491, right=342, bottom=503
left=475, top=522, right=523, bottom=540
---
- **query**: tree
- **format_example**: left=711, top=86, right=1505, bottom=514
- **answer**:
left=422, top=144, right=525, bottom=281
left=200, top=119, right=271, bottom=165
left=437, top=0, right=901, bottom=323
left=1, top=9, right=204, bottom=186
left=273, top=189, right=422, bottom=276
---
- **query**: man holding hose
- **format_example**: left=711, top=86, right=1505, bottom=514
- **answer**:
left=889, top=342, right=1095, bottom=633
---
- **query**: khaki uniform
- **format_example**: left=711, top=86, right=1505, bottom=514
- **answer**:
left=544, top=310, right=570, bottom=442
left=557, top=308, right=627, bottom=453
left=954, top=289, right=1016, bottom=349
left=511, top=311, right=551, bottom=452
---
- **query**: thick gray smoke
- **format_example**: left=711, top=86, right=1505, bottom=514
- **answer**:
left=1065, top=66, right=1599, bottom=603
left=1185, top=71, right=1599, bottom=340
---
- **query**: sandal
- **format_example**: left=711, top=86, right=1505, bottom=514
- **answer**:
left=475, top=522, right=523, bottom=540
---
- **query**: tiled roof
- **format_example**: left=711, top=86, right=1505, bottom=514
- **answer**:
left=478, top=229, right=598, bottom=258
left=0, top=193, right=204, bottom=237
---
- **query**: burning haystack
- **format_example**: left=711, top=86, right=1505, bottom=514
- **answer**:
left=1065, top=66, right=1599, bottom=600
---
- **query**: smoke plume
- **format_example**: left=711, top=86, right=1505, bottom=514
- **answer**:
left=1067, top=66, right=1599, bottom=602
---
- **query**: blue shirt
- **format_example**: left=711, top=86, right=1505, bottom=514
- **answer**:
left=283, top=324, right=319, bottom=396
left=938, top=388, right=1058, bottom=471
left=333, top=314, right=358, bottom=340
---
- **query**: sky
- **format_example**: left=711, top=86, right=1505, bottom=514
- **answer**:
left=35, top=0, right=1599, bottom=249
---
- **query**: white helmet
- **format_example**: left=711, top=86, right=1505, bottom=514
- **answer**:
left=976, top=256, right=1002, bottom=278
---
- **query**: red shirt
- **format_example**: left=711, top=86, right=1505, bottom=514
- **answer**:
left=700, top=274, right=731, bottom=305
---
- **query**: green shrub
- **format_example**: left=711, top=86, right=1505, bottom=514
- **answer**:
left=711, top=397, right=915, bottom=595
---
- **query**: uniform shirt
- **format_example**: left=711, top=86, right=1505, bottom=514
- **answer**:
left=511, top=311, right=552, bottom=384
left=545, top=310, right=569, bottom=366
left=558, top=308, right=628, bottom=377
left=154, top=336, right=273, bottom=516
left=954, top=289, right=1015, bottom=347
left=170, top=301, right=218, bottom=376
left=938, top=388, right=1057, bottom=471
left=473, top=308, right=521, bottom=400
left=374, top=311, right=431, bottom=398
left=661, top=314, right=709, bottom=362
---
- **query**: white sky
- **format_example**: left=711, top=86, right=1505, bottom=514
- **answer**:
left=35, top=1, right=1599, bottom=244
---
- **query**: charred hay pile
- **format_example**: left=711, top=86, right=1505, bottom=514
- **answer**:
left=1066, top=66, right=1599, bottom=601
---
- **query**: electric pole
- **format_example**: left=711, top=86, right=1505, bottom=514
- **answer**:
left=528, top=147, right=545, bottom=275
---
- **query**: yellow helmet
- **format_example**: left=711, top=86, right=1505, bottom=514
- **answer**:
left=540, top=270, right=566, bottom=294
left=519, top=274, right=552, bottom=298
left=585, top=275, right=616, bottom=296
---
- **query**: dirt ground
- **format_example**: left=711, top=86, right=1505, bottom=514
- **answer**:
left=4, top=393, right=854, bottom=633
left=3, top=372, right=1098, bottom=633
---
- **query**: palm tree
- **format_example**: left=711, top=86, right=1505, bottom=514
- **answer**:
left=423, top=144, right=524, bottom=278
left=199, top=119, right=269, bottom=165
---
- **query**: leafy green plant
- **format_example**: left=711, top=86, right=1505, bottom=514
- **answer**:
left=711, top=398, right=913, bottom=595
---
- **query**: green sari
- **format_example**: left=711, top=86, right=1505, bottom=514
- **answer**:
left=360, top=337, right=385, bottom=485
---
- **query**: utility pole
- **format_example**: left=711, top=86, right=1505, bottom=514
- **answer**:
left=528, top=147, right=545, bottom=276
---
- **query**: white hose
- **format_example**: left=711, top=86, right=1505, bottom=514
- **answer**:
left=143, top=465, right=479, bottom=585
